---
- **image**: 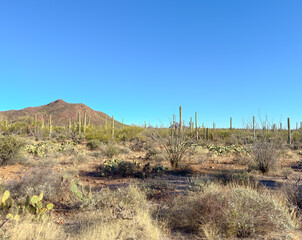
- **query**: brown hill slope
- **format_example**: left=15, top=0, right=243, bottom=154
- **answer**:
left=0, top=99, right=122, bottom=127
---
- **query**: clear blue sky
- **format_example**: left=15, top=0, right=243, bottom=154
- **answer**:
left=0, top=1, right=301, bottom=128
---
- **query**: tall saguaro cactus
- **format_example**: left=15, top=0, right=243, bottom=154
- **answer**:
left=69, top=118, right=72, bottom=132
left=230, top=117, right=232, bottom=130
left=195, top=112, right=198, bottom=140
left=78, top=112, right=81, bottom=135
left=288, top=117, right=291, bottom=145
left=112, top=115, right=115, bottom=140
left=49, top=115, right=52, bottom=136
left=41, top=117, right=44, bottom=129
left=34, top=114, right=37, bottom=135
left=179, top=106, right=182, bottom=133
left=83, top=110, right=87, bottom=134
left=253, top=116, right=255, bottom=139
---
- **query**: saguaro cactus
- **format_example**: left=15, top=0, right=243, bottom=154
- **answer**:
left=112, top=115, right=115, bottom=140
left=230, top=117, right=232, bottom=130
left=273, top=124, right=276, bottom=132
left=49, top=115, right=52, bottom=136
left=78, top=112, right=81, bottom=135
left=195, top=112, right=198, bottom=140
left=179, top=106, right=182, bottom=132
left=83, top=110, right=87, bottom=134
left=206, top=128, right=209, bottom=140
left=69, top=118, right=72, bottom=132
left=253, top=116, right=255, bottom=139
left=34, top=114, right=37, bottom=135
left=288, top=117, right=291, bottom=145
left=41, top=117, right=44, bottom=129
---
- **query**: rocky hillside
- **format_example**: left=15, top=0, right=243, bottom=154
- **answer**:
left=0, top=99, right=122, bottom=127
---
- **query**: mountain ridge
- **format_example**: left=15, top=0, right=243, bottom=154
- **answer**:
left=0, top=99, right=122, bottom=126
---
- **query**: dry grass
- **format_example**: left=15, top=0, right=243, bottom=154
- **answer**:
left=1, top=219, right=66, bottom=240
left=164, top=182, right=295, bottom=239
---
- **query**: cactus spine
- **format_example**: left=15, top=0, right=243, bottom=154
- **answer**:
left=288, top=117, right=291, bottom=145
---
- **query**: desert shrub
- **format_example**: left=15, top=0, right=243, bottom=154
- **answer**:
left=207, top=144, right=248, bottom=156
left=58, top=142, right=78, bottom=156
left=25, top=141, right=49, bottom=158
left=70, top=153, right=87, bottom=165
left=86, top=139, right=101, bottom=150
left=118, top=146, right=131, bottom=154
left=249, top=136, right=281, bottom=173
left=187, top=176, right=212, bottom=192
left=145, top=147, right=159, bottom=160
left=160, top=130, right=193, bottom=168
left=6, top=167, right=70, bottom=204
left=130, top=139, right=146, bottom=151
left=0, top=135, right=25, bottom=165
left=215, top=171, right=256, bottom=186
left=281, top=167, right=294, bottom=178
left=103, top=142, right=120, bottom=158
left=68, top=185, right=163, bottom=240
left=281, top=178, right=302, bottom=210
left=116, top=126, right=145, bottom=141
left=88, top=151, right=104, bottom=159
left=165, top=183, right=294, bottom=238
left=99, top=159, right=140, bottom=177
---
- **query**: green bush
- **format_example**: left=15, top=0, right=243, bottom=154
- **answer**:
left=116, top=126, right=144, bottom=141
left=99, top=159, right=140, bottom=177
left=0, top=135, right=25, bottom=165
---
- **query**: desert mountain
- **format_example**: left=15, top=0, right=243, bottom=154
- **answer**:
left=0, top=99, right=122, bottom=127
